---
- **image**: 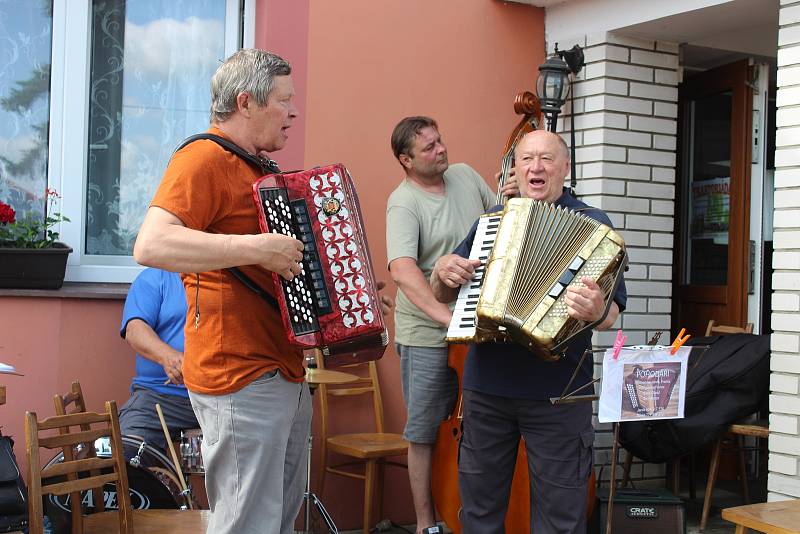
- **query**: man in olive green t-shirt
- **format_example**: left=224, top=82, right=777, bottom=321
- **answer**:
left=385, top=116, right=515, bottom=534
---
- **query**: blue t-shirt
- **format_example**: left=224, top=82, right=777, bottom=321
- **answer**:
left=120, top=268, right=188, bottom=397
left=454, top=190, right=627, bottom=400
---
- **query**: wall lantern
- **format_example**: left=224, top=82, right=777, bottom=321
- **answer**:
left=536, top=44, right=585, bottom=132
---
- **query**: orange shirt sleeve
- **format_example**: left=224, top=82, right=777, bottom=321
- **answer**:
left=151, top=140, right=232, bottom=231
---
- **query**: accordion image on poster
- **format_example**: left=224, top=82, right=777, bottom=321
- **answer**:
left=252, top=164, right=388, bottom=365
left=623, top=363, right=681, bottom=417
left=446, top=198, right=627, bottom=361
left=599, top=345, right=690, bottom=423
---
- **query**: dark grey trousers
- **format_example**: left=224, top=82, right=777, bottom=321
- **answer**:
left=119, top=386, right=199, bottom=454
left=458, top=389, right=594, bottom=534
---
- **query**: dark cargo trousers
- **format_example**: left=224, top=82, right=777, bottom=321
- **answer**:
left=458, top=389, right=594, bottom=534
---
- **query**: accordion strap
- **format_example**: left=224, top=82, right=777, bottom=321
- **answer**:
left=226, top=267, right=280, bottom=311
left=173, top=133, right=282, bottom=312
left=174, top=133, right=281, bottom=175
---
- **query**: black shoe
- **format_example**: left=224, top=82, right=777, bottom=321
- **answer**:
left=421, top=527, right=443, bottom=534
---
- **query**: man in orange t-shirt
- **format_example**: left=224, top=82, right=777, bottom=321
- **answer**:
left=134, top=49, right=308, bottom=534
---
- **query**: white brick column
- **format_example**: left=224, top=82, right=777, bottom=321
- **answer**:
left=549, top=32, right=679, bottom=485
left=769, top=0, right=800, bottom=501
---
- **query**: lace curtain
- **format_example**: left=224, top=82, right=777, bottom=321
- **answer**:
left=0, top=0, right=52, bottom=221
left=86, top=0, right=226, bottom=255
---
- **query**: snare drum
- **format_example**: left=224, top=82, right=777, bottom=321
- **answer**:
left=43, top=435, right=185, bottom=534
left=180, top=428, right=204, bottom=474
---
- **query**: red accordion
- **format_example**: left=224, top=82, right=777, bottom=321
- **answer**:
left=252, top=164, right=388, bottom=365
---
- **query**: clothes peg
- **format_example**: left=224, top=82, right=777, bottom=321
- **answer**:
left=670, top=328, right=690, bottom=354
left=612, top=329, right=627, bottom=360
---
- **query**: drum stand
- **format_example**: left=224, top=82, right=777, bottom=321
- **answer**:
left=301, top=363, right=360, bottom=534
left=302, top=428, right=337, bottom=534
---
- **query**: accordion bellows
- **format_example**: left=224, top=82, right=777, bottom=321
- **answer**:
left=447, top=198, right=627, bottom=361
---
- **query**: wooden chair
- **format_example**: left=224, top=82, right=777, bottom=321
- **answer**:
left=315, top=356, right=408, bottom=534
left=700, top=319, right=768, bottom=531
left=25, top=400, right=209, bottom=534
left=51, top=380, right=105, bottom=532
left=722, top=499, right=800, bottom=533
left=705, top=319, right=754, bottom=336
left=53, top=380, right=88, bottom=416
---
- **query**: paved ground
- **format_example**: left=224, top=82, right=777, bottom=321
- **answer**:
left=330, top=476, right=765, bottom=533
left=683, top=480, right=764, bottom=534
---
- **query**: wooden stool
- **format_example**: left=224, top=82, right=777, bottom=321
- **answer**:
left=722, top=499, right=800, bottom=533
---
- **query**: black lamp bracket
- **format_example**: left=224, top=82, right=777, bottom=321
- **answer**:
left=554, top=43, right=585, bottom=76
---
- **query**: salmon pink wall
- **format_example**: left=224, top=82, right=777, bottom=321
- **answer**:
left=0, top=297, right=134, bottom=475
left=254, top=0, right=310, bottom=171
left=297, top=0, right=544, bottom=529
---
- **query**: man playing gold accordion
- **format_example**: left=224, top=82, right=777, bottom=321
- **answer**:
left=431, top=130, right=627, bottom=534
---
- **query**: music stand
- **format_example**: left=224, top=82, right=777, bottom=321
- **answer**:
left=303, top=364, right=359, bottom=534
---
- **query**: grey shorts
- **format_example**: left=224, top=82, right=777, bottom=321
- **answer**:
left=397, top=343, right=458, bottom=444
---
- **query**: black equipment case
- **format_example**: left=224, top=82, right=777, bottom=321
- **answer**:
left=593, top=488, right=685, bottom=534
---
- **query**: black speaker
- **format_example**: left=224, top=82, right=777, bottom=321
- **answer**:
left=593, top=488, right=685, bottom=534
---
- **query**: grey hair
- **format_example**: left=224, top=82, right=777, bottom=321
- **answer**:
left=210, top=49, right=292, bottom=123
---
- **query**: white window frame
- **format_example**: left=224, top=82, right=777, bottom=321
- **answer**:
left=48, top=0, right=254, bottom=283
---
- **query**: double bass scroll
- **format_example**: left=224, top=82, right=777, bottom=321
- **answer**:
left=495, top=91, right=542, bottom=205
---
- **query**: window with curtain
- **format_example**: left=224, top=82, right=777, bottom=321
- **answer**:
left=0, top=0, right=53, bottom=222
left=85, top=0, right=227, bottom=255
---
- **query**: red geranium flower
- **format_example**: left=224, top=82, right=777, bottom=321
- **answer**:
left=0, top=191, right=69, bottom=248
left=0, top=201, right=16, bottom=225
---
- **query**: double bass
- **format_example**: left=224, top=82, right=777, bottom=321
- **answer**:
left=430, top=92, right=596, bottom=533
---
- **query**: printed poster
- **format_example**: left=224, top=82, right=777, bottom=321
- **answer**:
left=690, top=176, right=730, bottom=244
left=599, top=345, right=690, bottom=423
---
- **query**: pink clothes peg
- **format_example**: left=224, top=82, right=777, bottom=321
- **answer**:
left=612, top=329, right=627, bottom=360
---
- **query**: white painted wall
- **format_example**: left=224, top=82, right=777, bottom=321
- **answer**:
left=541, top=0, right=731, bottom=41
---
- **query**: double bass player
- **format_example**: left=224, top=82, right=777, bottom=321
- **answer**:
left=385, top=116, right=517, bottom=534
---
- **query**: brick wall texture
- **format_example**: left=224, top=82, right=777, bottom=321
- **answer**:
left=768, top=0, right=800, bottom=501
left=550, top=31, right=679, bottom=485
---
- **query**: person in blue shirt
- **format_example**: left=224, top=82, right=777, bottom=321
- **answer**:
left=119, top=267, right=198, bottom=454
left=431, top=130, right=627, bottom=534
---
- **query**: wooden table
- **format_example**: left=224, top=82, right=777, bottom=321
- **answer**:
left=84, top=509, right=210, bottom=533
left=722, top=500, right=800, bottom=533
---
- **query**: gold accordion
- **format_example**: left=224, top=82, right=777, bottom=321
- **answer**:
left=445, top=198, right=627, bottom=361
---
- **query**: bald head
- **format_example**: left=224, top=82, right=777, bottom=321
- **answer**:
left=514, top=130, right=571, bottom=203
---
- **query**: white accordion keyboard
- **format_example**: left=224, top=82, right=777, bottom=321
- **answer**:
left=445, top=214, right=502, bottom=341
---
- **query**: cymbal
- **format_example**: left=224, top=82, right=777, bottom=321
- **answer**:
left=305, top=367, right=359, bottom=385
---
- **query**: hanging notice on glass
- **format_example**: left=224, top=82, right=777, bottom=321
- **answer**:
left=690, top=176, right=730, bottom=243
left=598, top=345, right=689, bottom=423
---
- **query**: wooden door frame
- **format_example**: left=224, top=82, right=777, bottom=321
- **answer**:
left=672, top=59, right=753, bottom=334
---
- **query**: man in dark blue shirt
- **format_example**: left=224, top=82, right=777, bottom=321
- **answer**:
left=119, top=267, right=199, bottom=454
left=431, top=130, right=627, bottom=534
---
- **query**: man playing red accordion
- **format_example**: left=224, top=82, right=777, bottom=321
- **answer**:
left=136, top=49, right=322, bottom=534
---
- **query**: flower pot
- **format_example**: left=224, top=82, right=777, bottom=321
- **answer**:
left=0, top=243, right=73, bottom=289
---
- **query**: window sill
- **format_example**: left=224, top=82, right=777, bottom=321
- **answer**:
left=0, top=282, right=130, bottom=300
